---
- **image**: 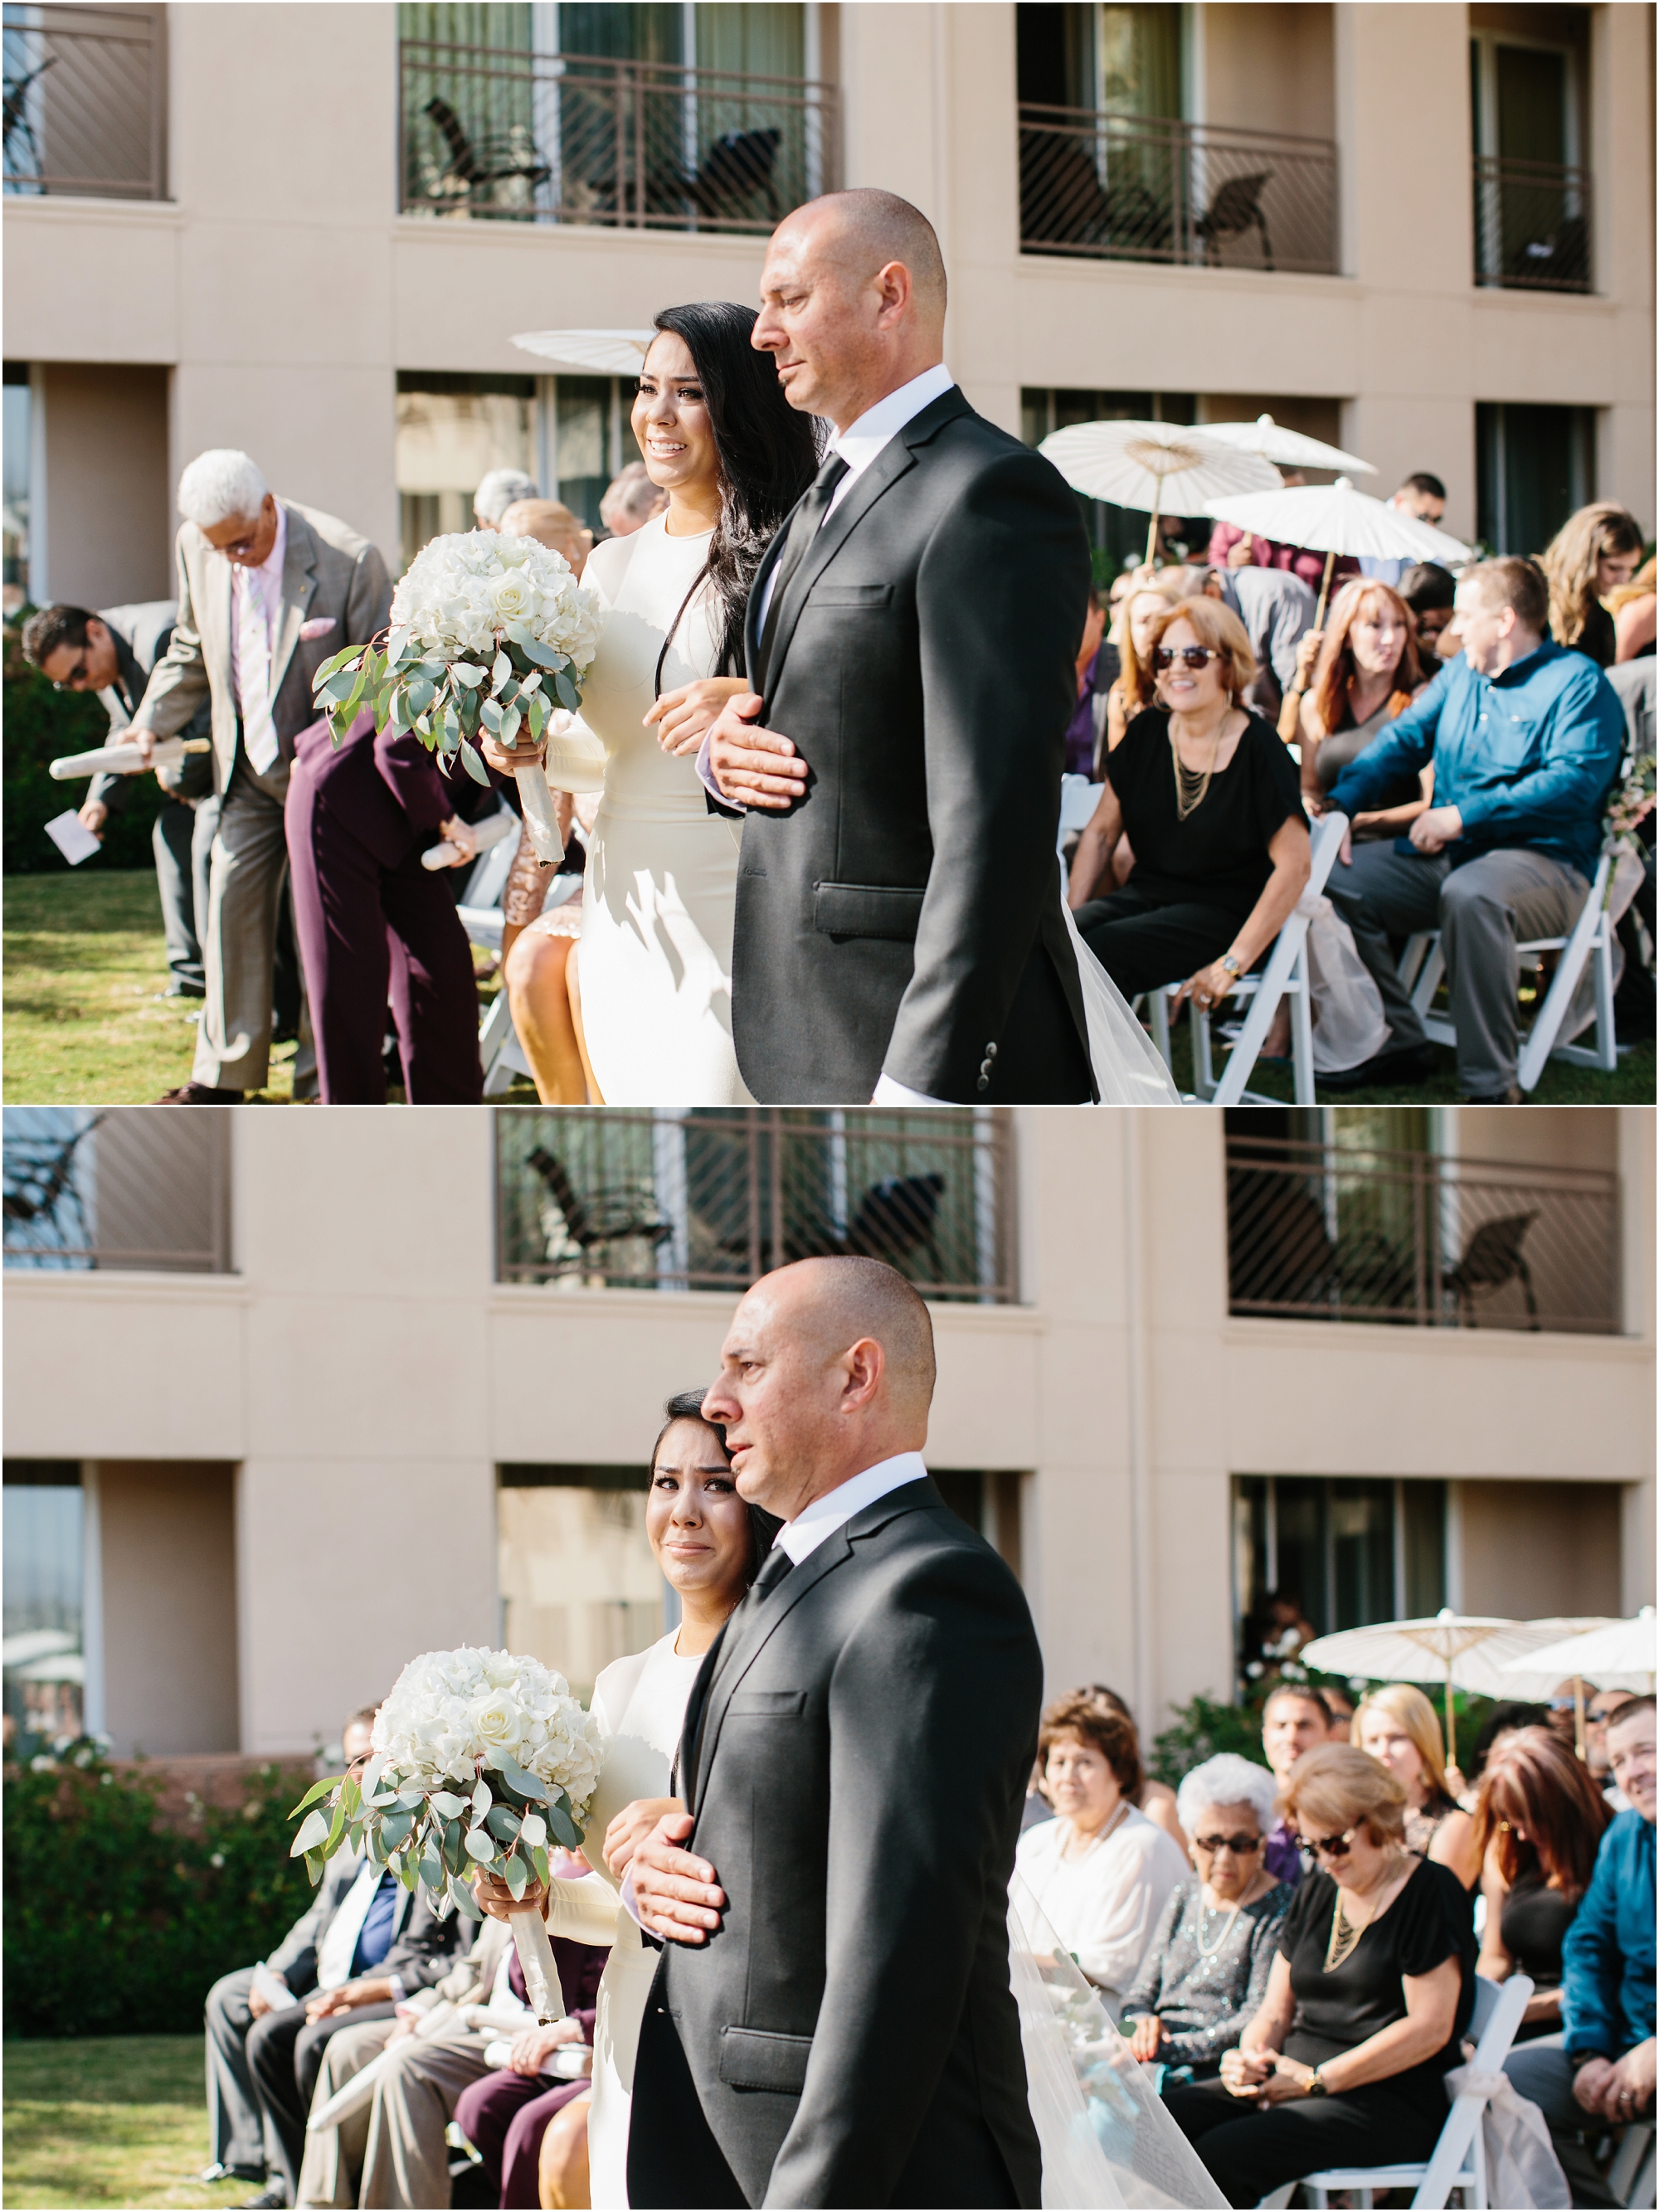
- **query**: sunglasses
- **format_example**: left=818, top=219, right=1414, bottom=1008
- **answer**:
left=1190, top=1832, right=1262, bottom=1855
left=1296, top=1829, right=1358, bottom=1860
left=51, top=657, right=91, bottom=693
left=1152, top=644, right=1224, bottom=671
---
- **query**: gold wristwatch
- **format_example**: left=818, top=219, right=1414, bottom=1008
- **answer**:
left=1220, top=953, right=1243, bottom=978
left=1306, top=2068, right=1329, bottom=2097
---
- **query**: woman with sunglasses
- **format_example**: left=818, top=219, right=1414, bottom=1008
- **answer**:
left=1165, top=1745, right=1476, bottom=2208
left=1068, top=597, right=1311, bottom=1018
left=1119, top=1755, right=1288, bottom=2088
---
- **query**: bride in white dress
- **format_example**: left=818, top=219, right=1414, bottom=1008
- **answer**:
left=489, top=305, right=819, bottom=1106
left=474, top=1391, right=778, bottom=2209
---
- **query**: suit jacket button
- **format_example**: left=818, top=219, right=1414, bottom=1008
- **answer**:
left=985, top=1042, right=998, bottom=1058
left=976, top=1073, right=990, bottom=1091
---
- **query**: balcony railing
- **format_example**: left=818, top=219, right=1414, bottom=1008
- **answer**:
left=496, top=1109, right=1013, bottom=1302
left=1226, top=1136, right=1619, bottom=1334
left=399, top=39, right=837, bottom=231
left=2, top=1109, right=231, bottom=1272
left=1019, top=105, right=1338, bottom=275
left=1474, top=155, right=1592, bottom=294
left=2, top=2, right=163, bottom=199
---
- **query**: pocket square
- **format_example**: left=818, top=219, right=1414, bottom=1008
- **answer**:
left=299, top=617, right=337, bottom=640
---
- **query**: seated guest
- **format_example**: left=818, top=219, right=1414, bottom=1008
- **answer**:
left=1546, top=1676, right=1603, bottom=1753
left=1322, top=556, right=1626, bottom=1103
left=1014, top=1692, right=1190, bottom=2010
left=285, top=707, right=484, bottom=1103
left=1356, top=474, right=1452, bottom=589
left=1585, top=1687, right=1637, bottom=1811
left=1541, top=502, right=1645, bottom=668
left=1506, top=1696, right=1656, bottom=2205
left=1259, top=1683, right=1334, bottom=1885
left=1475, top=1725, right=1611, bottom=2042
left=474, top=467, right=538, bottom=531
left=1165, top=1745, right=1477, bottom=2210
left=451, top=1991, right=597, bottom=2211
left=1286, top=581, right=1429, bottom=840
left=1353, top=1683, right=1481, bottom=1886
left=1069, top=1685, right=1187, bottom=1848
left=1207, top=515, right=1360, bottom=600
left=1467, top=1699, right=1552, bottom=1786
left=215, top=1709, right=463, bottom=2210
left=1097, top=573, right=1185, bottom=761
left=1120, top=1754, right=1288, bottom=2083
left=1063, top=581, right=1111, bottom=778
left=1399, top=561, right=1459, bottom=664
left=1195, top=561, right=1318, bottom=722
left=21, top=600, right=218, bottom=1000
left=1322, top=1685, right=1357, bottom=1742
left=1068, top=600, right=1311, bottom=1009
left=1609, top=554, right=1656, bottom=664
left=497, top=497, right=593, bottom=576
left=598, top=459, right=667, bottom=537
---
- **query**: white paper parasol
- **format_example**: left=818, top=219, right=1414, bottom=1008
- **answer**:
left=1501, top=1609, right=1657, bottom=1699
left=1208, top=475, right=1472, bottom=626
left=1296, top=1609, right=1611, bottom=1767
left=1201, top=413, right=1377, bottom=475
left=1039, top=421, right=1282, bottom=566
left=510, top=328, right=656, bottom=375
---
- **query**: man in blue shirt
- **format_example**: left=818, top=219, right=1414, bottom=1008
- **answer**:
left=1506, top=1695, right=1655, bottom=2206
left=1323, top=557, right=1626, bottom=1101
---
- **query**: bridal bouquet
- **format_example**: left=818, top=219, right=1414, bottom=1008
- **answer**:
left=310, top=532, right=600, bottom=864
left=289, top=1646, right=602, bottom=2021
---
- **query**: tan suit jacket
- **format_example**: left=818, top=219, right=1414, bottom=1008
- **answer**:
left=134, top=499, right=393, bottom=789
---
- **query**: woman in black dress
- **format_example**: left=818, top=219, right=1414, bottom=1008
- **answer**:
left=1540, top=501, right=1644, bottom=668
left=1067, top=596, right=1311, bottom=1013
left=1165, top=1745, right=1476, bottom=2209
left=1474, top=1724, right=1611, bottom=2042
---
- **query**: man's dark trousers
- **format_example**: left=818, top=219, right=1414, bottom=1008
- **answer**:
left=246, top=1999, right=397, bottom=2205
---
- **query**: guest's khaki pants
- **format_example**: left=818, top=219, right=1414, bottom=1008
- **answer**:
left=358, top=2028, right=496, bottom=2209
left=294, top=2014, right=397, bottom=2209
left=193, top=752, right=314, bottom=1091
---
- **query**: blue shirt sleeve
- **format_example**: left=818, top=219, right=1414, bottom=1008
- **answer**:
left=1454, top=664, right=1625, bottom=853
left=1326, top=666, right=1447, bottom=817
left=1562, top=1825, right=1623, bottom=2057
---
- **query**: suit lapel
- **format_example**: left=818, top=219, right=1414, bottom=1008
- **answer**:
left=761, top=438, right=918, bottom=694
left=745, top=516, right=796, bottom=694
left=267, top=504, right=318, bottom=707
left=209, top=538, right=235, bottom=707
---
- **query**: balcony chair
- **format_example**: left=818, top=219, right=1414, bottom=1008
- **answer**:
left=524, top=1146, right=673, bottom=1270
left=777, top=1172, right=948, bottom=1277
left=1395, top=843, right=1619, bottom=1091
left=418, top=96, right=550, bottom=210
left=1254, top=1972, right=1533, bottom=2211
left=1142, top=809, right=1350, bottom=1105
left=2, top=52, right=56, bottom=179
left=678, top=126, right=781, bottom=223
left=2, top=1113, right=102, bottom=1253
left=1019, top=129, right=1112, bottom=248
left=1443, top=1211, right=1540, bottom=1330
left=1194, top=169, right=1274, bottom=269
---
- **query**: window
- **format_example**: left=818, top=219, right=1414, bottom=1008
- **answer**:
left=497, top=1466, right=673, bottom=1701
left=1477, top=401, right=1594, bottom=557
left=1234, top=1475, right=1447, bottom=1679
left=2, top=1108, right=231, bottom=1272
left=1470, top=16, right=1591, bottom=292
left=2, top=362, right=32, bottom=606
left=3, top=1462, right=86, bottom=1755
left=1021, top=388, right=1199, bottom=576
left=396, top=372, right=538, bottom=571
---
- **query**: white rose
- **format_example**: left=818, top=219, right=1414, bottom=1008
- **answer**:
left=470, top=1688, right=526, bottom=1756
left=489, top=570, right=538, bottom=625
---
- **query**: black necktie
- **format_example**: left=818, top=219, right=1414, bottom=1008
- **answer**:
left=751, top=1544, right=795, bottom=1600
left=756, top=454, right=849, bottom=685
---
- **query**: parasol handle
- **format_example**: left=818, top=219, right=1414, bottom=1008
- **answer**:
left=1312, top=548, right=1335, bottom=634
left=1145, top=498, right=1160, bottom=571
left=1444, top=1660, right=1456, bottom=1777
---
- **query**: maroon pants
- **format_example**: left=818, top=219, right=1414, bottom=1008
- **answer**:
left=452, top=2068, right=590, bottom=2209
left=285, top=759, right=482, bottom=1103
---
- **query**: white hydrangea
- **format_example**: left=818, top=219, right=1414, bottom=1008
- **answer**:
left=390, top=532, right=600, bottom=673
left=371, top=1645, right=601, bottom=1823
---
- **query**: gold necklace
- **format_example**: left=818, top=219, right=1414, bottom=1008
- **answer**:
left=1169, top=711, right=1232, bottom=821
left=1323, top=1852, right=1405, bottom=1973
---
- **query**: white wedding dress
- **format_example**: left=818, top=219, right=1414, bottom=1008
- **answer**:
left=541, top=1631, right=703, bottom=2210
left=542, top=515, right=751, bottom=1106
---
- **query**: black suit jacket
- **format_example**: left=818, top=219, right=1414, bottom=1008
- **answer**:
left=627, top=1479, right=1044, bottom=2210
left=729, top=387, right=1095, bottom=1105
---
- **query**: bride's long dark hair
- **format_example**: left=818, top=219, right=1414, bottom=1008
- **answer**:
left=647, top=301, right=821, bottom=678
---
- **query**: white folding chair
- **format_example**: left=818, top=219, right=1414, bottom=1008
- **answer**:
left=1145, top=811, right=1349, bottom=1106
left=453, top=807, right=521, bottom=955
left=1270, top=1971, right=1533, bottom=2210
left=1397, top=846, right=1618, bottom=1091
left=1608, top=2120, right=1657, bottom=2210
left=1057, top=773, right=1103, bottom=857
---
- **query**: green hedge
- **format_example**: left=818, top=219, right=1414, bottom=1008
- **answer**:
left=3, top=1743, right=319, bottom=2038
left=3, top=615, right=164, bottom=876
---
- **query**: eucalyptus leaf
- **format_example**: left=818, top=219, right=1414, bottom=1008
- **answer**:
left=312, top=643, right=362, bottom=687
left=386, top=625, right=413, bottom=664
left=490, top=1754, right=547, bottom=1805
left=459, top=739, right=489, bottom=786
left=406, top=678, right=436, bottom=718
left=395, top=1850, right=420, bottom=1891
left=419, top=1850, right=445, bottom=1891
left=290, top=1807, right=332, bottom=1858
left=453, top=662, right=487, bottom=688
left=517, top=634, right=559, bottom=669
left=527, top=693, right=549, bottom=740
left=450, top=1874, right=484, bottom=1921
left=288, top=1776, right=338, bottom=1819
left=531, top=1843, right=550, bottom=1887
left=499, top=704, right=522, bottom=744
left=518, top=1811, right=548, bottom=1848
left=491, top=650, right=512, bottom=693
left=304, top=1849, right=326, bottom=1888
left=380, top=1808, right=415, bottom=1850
left=484, top=1805, right=521, bottom=1844
left=479, top=698, right=504, bottom=734
left=547, top=1800, right=581, bottom=1850
left=464, top=1826, right=496, bottom=1863
left=431, top=1790, right=468, bottom=1820
left=553, top=672, right=580, bottom=712
left=324, top=1800, right=348, bottom=1859
left=504, top=1853, right=528, bottom=1902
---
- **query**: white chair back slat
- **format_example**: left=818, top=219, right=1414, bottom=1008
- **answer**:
left=1208, top=810, right=1348, bottom=1107
left=1408, top=1971, right=1531, bottom=2208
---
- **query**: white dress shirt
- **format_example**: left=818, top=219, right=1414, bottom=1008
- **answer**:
left=775, top=1450, right=931, bottom=1562
left=231, top=500, right=287, bottom=775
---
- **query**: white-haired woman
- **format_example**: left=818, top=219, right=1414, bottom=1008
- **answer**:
left=1119, top=1755, right=1289, bottom=2088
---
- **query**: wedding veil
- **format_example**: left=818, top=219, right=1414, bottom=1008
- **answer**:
left=1060, top=902, right=1182, bottom=1106
left=1008, top=1873, right=1228, bottom=2210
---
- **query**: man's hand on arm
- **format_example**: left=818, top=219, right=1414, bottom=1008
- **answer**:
left=706, top=695, right=807, bottom=810
left=602, top=1796, right=684, bottom=1884
left=1408, top=804, right=1464, bottom=855
left=628, top=1812, right=726, bottom=1944
left=304, top=1975, right=392, bottom=2024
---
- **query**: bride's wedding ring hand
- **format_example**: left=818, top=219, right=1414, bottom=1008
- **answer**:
left=603, top=1796, right=685, bottom=1883
left=473, top=1868, right=552, bottom=1923
left=645, top=678, right=749, bottom=758
left=708, top=697, right=809, bottom=810
left=630, top=1811, right=727, bottom=1945
left=479, top=731, right=546, bottom=776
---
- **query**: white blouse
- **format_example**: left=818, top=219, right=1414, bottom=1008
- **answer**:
left=1014, top=1805, right=1191, bottom=2001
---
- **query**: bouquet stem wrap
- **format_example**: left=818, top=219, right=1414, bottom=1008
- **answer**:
left=513, top=754, right=565, bottom=867
left=509, top=1905, right=567, bottom=2024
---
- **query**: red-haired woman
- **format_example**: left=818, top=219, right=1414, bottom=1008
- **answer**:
left=1474, top=1725, right=1612, bottom=2040
left=1292, top=579, right=1431, bottom=840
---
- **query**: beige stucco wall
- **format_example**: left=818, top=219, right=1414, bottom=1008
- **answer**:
left=5, top=1106, right=1652, bottom=1757
left=3, top=0, right=1652, bottom=598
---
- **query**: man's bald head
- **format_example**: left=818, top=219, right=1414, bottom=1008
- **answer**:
left=703, top=1256, right=936, bottom=1519
left=755, top=189, right=949, bottom=433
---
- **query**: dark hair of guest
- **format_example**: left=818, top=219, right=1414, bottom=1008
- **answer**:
left=652, top=1388, right=781, bottom=1584
left=648, top=302, right=821, bottom=678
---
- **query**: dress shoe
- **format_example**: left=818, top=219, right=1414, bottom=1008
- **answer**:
left=235, top=2189, right=287, bottom=2210
left=1463, top=1086, right=1523, bottom=1104
left=155, top=1082, right=242, bottom=1104
left=1316, top=1042, right=1438, bottom=1093
left=158, top=981, right=207, bottom=1000
left=198, top=2163, right=264, bottom=2185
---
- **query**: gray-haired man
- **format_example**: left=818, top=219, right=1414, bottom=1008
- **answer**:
left=128, top=450, right=392, bottom=1102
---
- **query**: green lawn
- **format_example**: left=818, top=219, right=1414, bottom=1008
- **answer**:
left=2, top=869, right=532, bottom=1106
left=2, top=2038, right=251, bottom=2210
left=3, top=867, right=1651, bottom=1107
